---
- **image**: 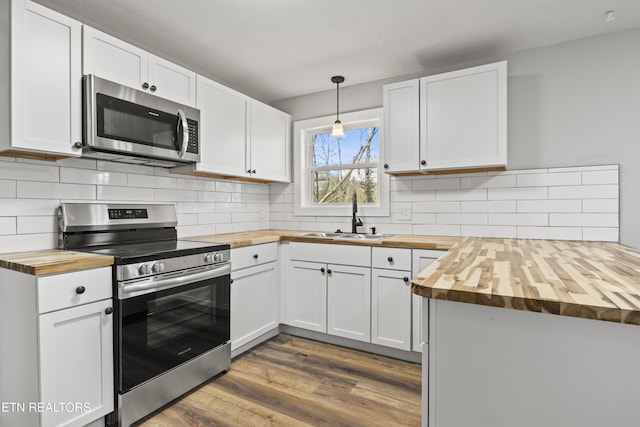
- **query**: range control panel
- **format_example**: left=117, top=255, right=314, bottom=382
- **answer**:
left=108, top=208, right=149, bottom=219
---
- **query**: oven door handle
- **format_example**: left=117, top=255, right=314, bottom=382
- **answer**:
left=120, top=263, right=230, bottom=298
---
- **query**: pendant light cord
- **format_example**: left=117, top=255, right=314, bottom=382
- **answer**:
left=336, top=81, right=340, bottom=122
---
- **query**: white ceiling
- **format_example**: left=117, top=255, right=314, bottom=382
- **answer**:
left=35, top=0, right=640, bottom=103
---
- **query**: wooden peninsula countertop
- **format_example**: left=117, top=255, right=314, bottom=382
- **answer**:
left=0, top=249, right=114, bottom=276
left=411, top=237, right=640, bottom=325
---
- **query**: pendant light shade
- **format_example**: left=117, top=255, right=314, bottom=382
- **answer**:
left=330, top=76, right=345, bottom=138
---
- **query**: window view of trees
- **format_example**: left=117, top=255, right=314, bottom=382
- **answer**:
left=310, top=127, right=380, bottom=204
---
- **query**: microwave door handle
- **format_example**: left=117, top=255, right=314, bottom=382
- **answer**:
left=177, top=108, right=189, bottom=158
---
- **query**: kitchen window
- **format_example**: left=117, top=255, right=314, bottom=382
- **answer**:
left=293, top=108, right=389, bottom=216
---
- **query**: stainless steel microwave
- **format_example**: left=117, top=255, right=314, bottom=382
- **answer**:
left=82, top=75, right=200, bottom=167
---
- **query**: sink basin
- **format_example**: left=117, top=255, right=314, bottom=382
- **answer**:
left=296, top=232, right=345, bottom=238
left=335, top=233, right=395, bottom=240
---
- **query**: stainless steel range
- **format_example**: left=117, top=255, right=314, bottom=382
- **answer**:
left=59, top=203, right=230, bottom=427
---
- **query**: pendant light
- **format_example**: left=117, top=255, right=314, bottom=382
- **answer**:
left=330, top=76, right=345, bottom=138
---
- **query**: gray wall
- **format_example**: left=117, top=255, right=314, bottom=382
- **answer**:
left=272, top=28, right=640, bottom=250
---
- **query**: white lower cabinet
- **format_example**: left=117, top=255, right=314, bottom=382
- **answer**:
left=284, top=260, right=328, bottom=332
left=411, top=249, right=446, bottom=352
left=327, top=264, right=371, bottom=342
left=230, top=244, right=279, bottom=352
left=0, top=266, right=113, bottom=427
left=38, top=299, right=114, bottom=427
left=371, top=268, right=412, bottom=350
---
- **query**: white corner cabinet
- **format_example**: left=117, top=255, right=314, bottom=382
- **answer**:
left=230, top=243, right=279, bottom=355
left=383, top=61, right=507, bottom=174
left=0, top=0, right=82, bottom=160
left=83, top=26, right=196, bottom=107
left=0, top=266, right=114, bottom=427
left=173, top=75, right=291, bottom=183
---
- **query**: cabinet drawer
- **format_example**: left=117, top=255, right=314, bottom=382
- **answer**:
left=37, top=267, right=112, bottom=314
left=289, top=242, right=371, bottom=267
left=231, top=243, right=278, bottom=271
left=372, top=247, right=412, bottom=271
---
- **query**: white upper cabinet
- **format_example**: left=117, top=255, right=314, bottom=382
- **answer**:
left=0, top=0, right=82, bottom=159
left=249, top=101, right=291, bottom=182
left=173, top=74, right=291, bottom=183
left=83, top=26, right=196, bottom=106
left=383, top=61, right=507, bottom=174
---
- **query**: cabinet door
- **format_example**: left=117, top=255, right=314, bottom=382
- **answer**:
left=11, top=0, right=81, bottom=156
left=148, top=54, right=196, bottom=106
left=420, top=61, right=507, bottom=171
left=411, top=249, right=446, bottom=352
left=327, top=264, right=371, bottom=343
left=82, top=26, right=148, bottom=92
left=382, top=79, right=420, bottom=173
left=231, top=262, right=278, bottom=350
left=284, top=260, right=327, bottom=332
left=38, top=299, right=114, bottom=427
left=196, top=75, right=248, bottom=177
left=371, top=268, right=412, bottom=351
left=249, top=101, right=291, bottom=182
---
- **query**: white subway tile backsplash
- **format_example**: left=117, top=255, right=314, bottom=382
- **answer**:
left=582, top=170, right=619, bottom=185
left=198, top=191, right=232, bottom=203
left=390, top=179, right=413, bottom=192
left=413, top=177, right=460, bottom=191
left=0, top=233, right=57, bottom=251
left=461, top=200, right=516, bottom=213
left=413, top=201, right=460, bottom=213
left=0, top=218, right=17, bottom=235
left=488, top=187, right=547, bottom=200
left=177, top=224, right=216, bottom=238
left=0, top=180, right=17, bottom=198
left=18, top=181, right=96, bottom=200
left=436, top=189, right=487, bottom=201
left=517, top=172, right=581, bottom=187
left=413, top=224, right=460, bottom=236
left=489, top=213, right=548, bottom=226
left=216, top=181, right=244, bottom=193
left=391, top=190, right=434, bottom=202
left=551, top=165, right=618, bottom=173
left=97, top=186, right=154, bottom=201
left=176, top=178, right=217, bottom=191
left=16, top=216, right=57, bottom=234
left=460, top=175, right=517, bottom=189
left=517, top=226, right=582, bottom=240
left=517, top=200, right=582, bottom=213
left=550, top=213, right=618, bottom=227
left=407, top=213, right=436, bottom=224
left=60, top=167, right=127, bottom=186
left=175, top=202, right=200, bottom=214
left=232, top=193, right=269, bottom=203
left=154, top=189, right=198, bottom=202
left=0, top=199, right=60, bottom=216
left=582, top=228, right=619, bottom=242
left=582, top=199, right=619, bottom=213
left=198, top=213, right=232, bottom=224
left=549, top=185, right=618, bottom=199
left=56, top=158, right=97, bottom=169
left=97, top=160, right=155, bottom=175
left=461, top=225, right=517, bottom=238
left=437, top=213, right=488, bottom=225
left=0, top=162, right=59, bottom=182
left=129, top=173, right=177, bottom=189
left=176, top=213, right=198, bottom=226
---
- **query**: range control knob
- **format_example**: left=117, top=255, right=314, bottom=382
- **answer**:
left=213, top=252, right=223, bottom=262
left=152, top=262, right=165, bottom=273
left=204, top=253, right=213, bottom=264
left=138, top=264, right=151, bottom=276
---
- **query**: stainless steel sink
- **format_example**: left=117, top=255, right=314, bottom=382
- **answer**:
left=295, top=232, right=394, bottom=240
left=335, top=233, right=395, bottom=240
left=296, top=232, right=345, bottom=238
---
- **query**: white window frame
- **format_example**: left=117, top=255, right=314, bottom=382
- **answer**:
left=293, top=108, right=389, bottom=217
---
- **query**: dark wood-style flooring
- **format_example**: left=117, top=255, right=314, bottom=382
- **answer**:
left=137, top=334, right=421, bottom=426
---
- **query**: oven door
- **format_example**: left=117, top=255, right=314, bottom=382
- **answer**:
left=117, top=267, right=230, bottom=393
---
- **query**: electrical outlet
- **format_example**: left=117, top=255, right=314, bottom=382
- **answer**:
left=398, top=207, right=412, bottom=221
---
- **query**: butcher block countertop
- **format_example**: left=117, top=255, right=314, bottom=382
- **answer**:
left=412, top=237, right=640, bottom=325
left=184, top=229, right=461, bottom=250
left=0, top=249, right=114, bottom=276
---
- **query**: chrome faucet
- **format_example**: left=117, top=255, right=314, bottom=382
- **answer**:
left=352, top=190, right=363, bottom=233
